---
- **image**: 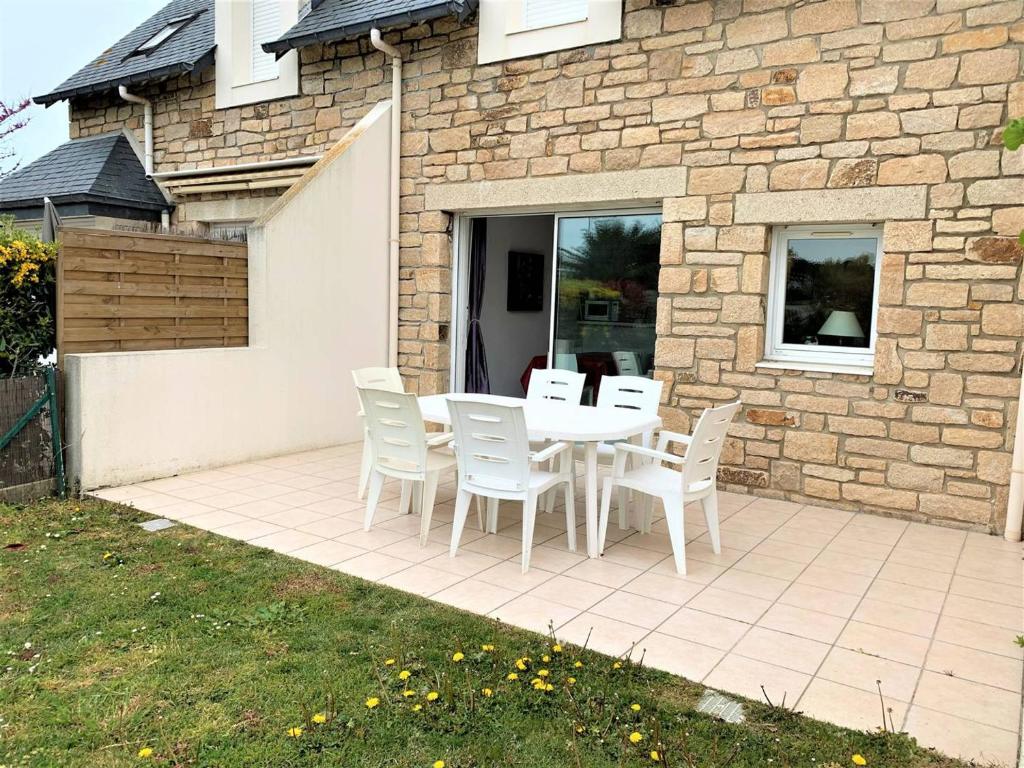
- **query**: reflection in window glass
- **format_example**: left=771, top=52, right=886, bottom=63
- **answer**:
left=782, top=237, right=877, bottom=349
left=553, top=213, right=661, bottom=380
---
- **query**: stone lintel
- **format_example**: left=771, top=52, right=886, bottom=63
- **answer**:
left=734, top=186, right=927, bottom=224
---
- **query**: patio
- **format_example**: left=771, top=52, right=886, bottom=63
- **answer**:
left=93, top=442, right=1024, bottom=766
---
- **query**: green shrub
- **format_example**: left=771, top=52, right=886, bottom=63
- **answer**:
left=0, top=214, right=57, bottom=376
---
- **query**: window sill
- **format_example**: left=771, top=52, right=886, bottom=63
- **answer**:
left=756, top=359, right=874, bottom=377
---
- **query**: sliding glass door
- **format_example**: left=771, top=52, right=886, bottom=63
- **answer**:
left=550, top=211, right=662, bottom=382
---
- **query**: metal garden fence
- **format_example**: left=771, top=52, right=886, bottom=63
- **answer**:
left=0, top=367, right=65, bottom=501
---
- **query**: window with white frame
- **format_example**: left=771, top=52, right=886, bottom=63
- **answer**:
left=764, top=224, right=883, bottom=371
left=477, top=0, right=622, bottom=65
left=215, top=0, right=300, bottom=109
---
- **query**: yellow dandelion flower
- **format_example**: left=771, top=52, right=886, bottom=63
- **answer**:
left=552, top=644, right=563, bottom=653
left=311, top=713, right=327, bottom=724
left=567, top=676, right=576, bottom=684
left=515, top=658, right=527, bottom=671
left=852, top=756, right=867, bottom=767
left=574, top=660, right=583, bottom=668
left=650, top=750, right=661, bottom=762
left=399, top=669, right=411, bottom=680
left=538, top=669, right=549, bottom=678
left=575, top=724, right=586, bottom=733
left=365, top=697, right=380, bottom=709
left=426, top=691, right=439, bottom=701
left=384, top=658, right=396, bottom=666
left=630, top=703, right=641, bottom=712
left=103, top=552, right=113, bottom=560
left=403, top=689, right=415, bottom=698
left=433, top=761, right=446, bottom=768
left=452, top=651, right=465, bottom=662
left=481, top=687, right=493, bottom=697
left=287, top=726, right=303, bottom=738
left=629, top=732, right=644, bottom=744
left=481, top=643, right=495, bottom=652
left=612, top=661, right=623, bottom=670
left=412, top=703, right=423, bottom=712
left=544, top=683, right=553, bottom=691
left=542, top=654, right=551, bottom=663
left=531, top=678, right=543, bottom=687
left=137, top=747, right=154, bottom=758
left=506, top=672, right=519, bottom=681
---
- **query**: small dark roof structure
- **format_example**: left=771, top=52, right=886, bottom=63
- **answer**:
left=0, top=132, right=170, bottom=221
left=34, top=0, right=214, bottom=106
left=263, top=0, right=477, bottom=55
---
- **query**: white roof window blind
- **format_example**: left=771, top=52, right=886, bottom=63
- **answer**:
left=251, top=0, right=281, bottom=83
left=523, top=0, right=588, bottom=30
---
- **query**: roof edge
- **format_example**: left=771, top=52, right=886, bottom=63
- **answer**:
left=0, top=192, right=173, bottom=212
left=33, top=48, right=216, bottom=106
left=263, top=0, right=476, bottom=56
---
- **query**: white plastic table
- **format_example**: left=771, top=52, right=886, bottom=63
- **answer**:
left=418, top=393, right=662, bottom=558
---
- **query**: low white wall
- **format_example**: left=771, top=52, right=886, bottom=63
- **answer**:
left=65, top=103, right=392, bottom=490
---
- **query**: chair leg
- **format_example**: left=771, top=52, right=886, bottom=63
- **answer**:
left=544, top=457, right=556, bottom=514
left=419, top=471, right=440, bottom=546
left=363, top=470, right=385, bottom=531
left=702, top=492, right=722, bottom=554
left=661, top=492, right=687, bottom=575
left=357, top=433, right=371, bottom=500
left=521, top=493, right=538, bottom=573
left=450, top=489, right=474, bottom=558
left=641, top=495, right=655, bottom=535
left=616, top=486, right=629, bottom=531
left=399, top=480, right=412, bottom=515
left=563, top=477, right=577, bottom=553
left=475, top=494, right=485, bottom=531
left=487, top=497, right=499, bottom=534
left=598, top=477, right=615, bottom=554
left=412, top=482, right=423, bottom=518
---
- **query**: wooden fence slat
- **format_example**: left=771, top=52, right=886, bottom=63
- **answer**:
left=57, top=228, right=249, bottom=366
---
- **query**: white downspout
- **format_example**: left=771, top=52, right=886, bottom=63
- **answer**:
left=1005, top=358, right=1024, bottom=541
left=118, top=85, right=153, bottom=177
left=370, top=27, right=402, bottom=368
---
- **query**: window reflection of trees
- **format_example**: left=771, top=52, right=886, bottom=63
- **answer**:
left=783, top=245, right=875, bottom=348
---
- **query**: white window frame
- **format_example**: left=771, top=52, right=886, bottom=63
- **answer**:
left=477, top=0, right=622, bottom=65
left=215, top=0, right=300, bottom=109
left=763, top=223, right=883, bottom=374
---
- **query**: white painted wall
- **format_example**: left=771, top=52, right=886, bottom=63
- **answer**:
left=479, top=215, right=553, bottom=396
left=64, top=103, right=392, bottom=490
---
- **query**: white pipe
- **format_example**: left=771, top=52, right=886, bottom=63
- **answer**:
left=160, top=210, right=170, bottom=233
left=151, top=156, right=322, bottom=179
left=1004, top=356, right=1024, bottom=541
left=370, top=27, right=402, bottom=369
left=118, top=86, right=153, bottom=178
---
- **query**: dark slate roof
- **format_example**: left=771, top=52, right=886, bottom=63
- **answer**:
left=263, top=0, right=477, bottom=55
left=0, top=133, right=169, bottom=212
left=34, top=0, right=214, bottom=106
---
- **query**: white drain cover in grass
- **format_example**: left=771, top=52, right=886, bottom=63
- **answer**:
left=696, top=690, right=745, bottom=723
left=138, top=518, right=176, bottom=532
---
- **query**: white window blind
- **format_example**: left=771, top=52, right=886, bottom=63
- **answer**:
left=523, top=0, right=587, bottom=30
left=251, top=0, right=280, bottom=83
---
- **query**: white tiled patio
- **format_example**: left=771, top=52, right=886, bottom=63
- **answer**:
left=94, top=442, right=1023, bottom=766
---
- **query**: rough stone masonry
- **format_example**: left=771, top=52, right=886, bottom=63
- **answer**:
left=69, top=0, right=1024, bottom=531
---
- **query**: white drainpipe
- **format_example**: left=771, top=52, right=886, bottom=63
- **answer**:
left=1005, top=358, right=1024, bottom=541
left=118, top=85, right=153, bottom=178
left=370, top=27, right=402, bottom=368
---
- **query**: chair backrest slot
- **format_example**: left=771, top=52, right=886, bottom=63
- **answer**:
left=681, top=401, right=742, bottom=493
left=352, top=366, right=404, bottom=393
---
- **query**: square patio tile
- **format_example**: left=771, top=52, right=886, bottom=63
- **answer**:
left=335, top=527, right=411, bottom=550
left=212, top=519, right=286, bottom=542
left=656, top=607, right=750, bottom=650
left=777, top=583, right=861, bottom=619
left=711, top=569, right=790, bottom=601
left=476, top=560, right=556, bottom=592
left=942, top=594, right=1023, bottom=632
left=228, top=498, right=295, bottom=519
left=704, top=654, right=811, bottom=708
left=157, top=501, right=216, bottom=520
left=260, top=507, right=327, bottom=528
left=949, top=574, right=1022, bottom=607
left=816, top=646, right=921, bottom=702
left=379, top=564, right=465, bottom=598
left=179, top=508, right=251, bottom=531
left=294, top=516, right=363, bottom=538
left=557, top=612, right=649, bottom=658
left=589, top=591, right=679, bottom=630
left=433, top=579, right=520, bottom=614
left=925, top=640, right=1023, bottom=693
left=757, top=603, right=847, bottom=644
left=290, top=539, right=365, bottom=567
left=934, top=614, right=1023, bottom=658
left=864, top=579, right=947, bottom=614
left=490, top=594, right=581, bottom=634
left=732, top=552, right=805, bottom=581
left=620, top=571, right=704, bottom=606
left=529, top=575, right=615, bottom=611
left=835, top=621, right=931, bottom=667
left=333, top=551, right=415, bottom=581
left=248, top=529, right=325, bottom=554
left=377, top=538, right=448, bottom=564
left=731, top=627, right=830, bottom=675
left=640, top=632, right=725, bottom=682
left=563, top=558, right=643, bottom=589
left=903, top=706, right=1019, bottom=767
left=797, top=678, right=908, bottom=733
left=687, top=587, right=772, bottom=624
left=913, top=670, right=1021, bottom=733
left=876, top=562, right=952, bottom=591
left=852, top=598, right=939, bottom=638
left=794, top=564, right=873, bottom=596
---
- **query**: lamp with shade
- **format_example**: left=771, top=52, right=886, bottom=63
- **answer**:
left=818, top=310, right=865, bottom=346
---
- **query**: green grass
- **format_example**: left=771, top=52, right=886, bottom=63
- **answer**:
left=0, top=498, right=965, bottom=768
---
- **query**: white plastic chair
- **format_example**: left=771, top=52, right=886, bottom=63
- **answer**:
left=571, top=375, right=664, bottom=523
left=613, top=350, right=642, bottom=376
left=352, top=367, right=404, bottom=500
left=358, top=386, right=457, bottom=545
left=598, top=401, right=741, bottom=574
left=446, top=397, right=576, bottom=573
left=527, top=368, right=587, bottom=404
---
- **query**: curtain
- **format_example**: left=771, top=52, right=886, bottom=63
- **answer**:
left=465, top=218, right=490, bottom=394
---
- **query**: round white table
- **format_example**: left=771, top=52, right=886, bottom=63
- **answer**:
left=418, top=393, right=662, bottom=558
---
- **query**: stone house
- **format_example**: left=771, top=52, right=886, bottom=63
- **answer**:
left=37, top=0, right=1024, bottom=533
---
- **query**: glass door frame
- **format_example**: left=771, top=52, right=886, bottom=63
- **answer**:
left=449, top=206, right=662, bottom=394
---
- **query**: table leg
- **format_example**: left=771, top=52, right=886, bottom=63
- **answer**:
left=584, top=441, right=599, bottom=558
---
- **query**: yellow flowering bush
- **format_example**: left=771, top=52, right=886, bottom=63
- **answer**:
left=0, top=216, right=58, bottom=375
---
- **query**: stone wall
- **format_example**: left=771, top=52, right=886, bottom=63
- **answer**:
left=69, top=0, right=1024, bottom=530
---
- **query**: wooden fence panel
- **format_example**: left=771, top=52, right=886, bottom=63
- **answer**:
left=57, top=228, right=248, bottom=365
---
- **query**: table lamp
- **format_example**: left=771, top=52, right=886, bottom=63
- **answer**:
left=818, top=310, right=864, bottom=346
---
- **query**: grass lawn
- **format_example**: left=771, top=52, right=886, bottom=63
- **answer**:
left=0, top=498, right=966, bottom=768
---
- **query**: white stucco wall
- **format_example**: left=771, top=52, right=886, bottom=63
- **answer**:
left=65, top=103, right=392, bottom=490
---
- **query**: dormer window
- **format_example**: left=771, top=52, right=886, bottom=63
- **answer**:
left=127, top=13, right=198, bottom=58
left=215, top=0, right=301, bottom=109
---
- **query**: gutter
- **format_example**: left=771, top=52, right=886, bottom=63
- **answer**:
left=1005, top=353, right=1024, bottom=541
left=151, top=156, right=322, bottom=180
left=264, top=1, right=476, bottom=57
left=118, top=86, right=153, bottom=178
left=370, top=28, right=402, bottom=369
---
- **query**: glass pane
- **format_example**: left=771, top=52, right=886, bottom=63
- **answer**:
left=782, top=236, right=877, bottom=349
left=553, top=213, right=661, bottom=384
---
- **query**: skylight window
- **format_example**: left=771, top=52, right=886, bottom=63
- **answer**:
left=129, top=14, right=196, bottom=57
